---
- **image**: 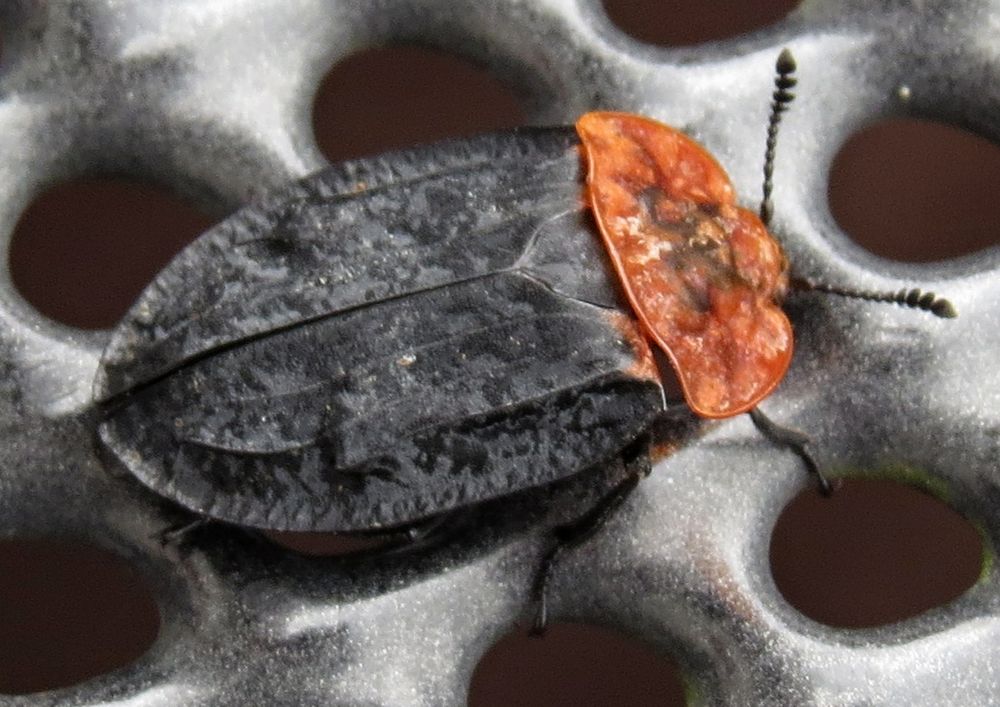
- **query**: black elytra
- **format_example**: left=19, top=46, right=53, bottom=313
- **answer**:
left=95, top=128, right=670, bottom=535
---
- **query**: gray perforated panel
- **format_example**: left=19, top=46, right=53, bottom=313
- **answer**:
left=1, top=1, right=999, bottom=704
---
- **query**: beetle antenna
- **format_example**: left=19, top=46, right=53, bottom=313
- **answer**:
left=759, top=48, right=797, bottom=226
left=757, top=52, right=957, bottom=320
left=791, top=278, right=958, bottom=318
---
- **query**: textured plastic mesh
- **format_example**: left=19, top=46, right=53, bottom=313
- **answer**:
left=1, top=0, right=999, bottom=704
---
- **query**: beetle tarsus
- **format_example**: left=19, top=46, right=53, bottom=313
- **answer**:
left=529, top=453, right=649, bottom=636
left=749, top=407, right=832, bottom=496
left=401, top=511, right=461, bottom=544
left=529, top=554, right=554, bottom=636
left=382, top=509, right=474, bottom=553
left=154, top=516, right=211, bottom=547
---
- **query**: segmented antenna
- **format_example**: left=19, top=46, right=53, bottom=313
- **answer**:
left=759, top=48, right=797, bottom=226
left=757, top=51, right=957, bottom=320
left=792, top=279, right=958, bottom=319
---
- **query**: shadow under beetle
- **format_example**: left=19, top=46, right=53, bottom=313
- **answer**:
left=95, top=51, right=953, bottom=631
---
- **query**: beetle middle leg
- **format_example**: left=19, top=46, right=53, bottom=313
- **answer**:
left=749, top=407, right=832, bottom=496
left=364, top=508, right=477, bottom=554
left=153, top=515, right=212, bottom=548
left=529, top=445, right=651, bottom=635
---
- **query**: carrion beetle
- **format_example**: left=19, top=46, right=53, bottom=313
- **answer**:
left=94, top=51, right=954, bottom=629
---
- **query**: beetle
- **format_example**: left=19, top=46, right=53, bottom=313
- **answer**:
left=95, top=51, right=953, bottom=628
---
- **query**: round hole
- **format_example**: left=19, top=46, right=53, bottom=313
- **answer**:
left=601, top=0, right=800, bottom=47
left=468, top=622, right=686, bottom=706
left=828, top=118, right=1000, bottom=262
left=312, top=45, right=526, bottom=164
left=9, top=178, right=216, bottom=330
left=770, top=479, right=984, bottom=628
left=0, top=538, right=160, bottom=695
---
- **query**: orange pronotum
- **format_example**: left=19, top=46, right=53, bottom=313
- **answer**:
left=577, top=111, right=793, bottom=418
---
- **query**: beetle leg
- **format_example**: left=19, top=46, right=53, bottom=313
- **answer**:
left=748, top=407, right=832, bottom=496
left=387, top=508, right=475, bottom=552
left=529, top=451, right=650, bottom=636
left=290, top=509, right=474, bottom=558
left=153, top=515, right=211, bottom=548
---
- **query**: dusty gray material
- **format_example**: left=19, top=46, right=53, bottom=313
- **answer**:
left=0, top=0, right=998, bottom=705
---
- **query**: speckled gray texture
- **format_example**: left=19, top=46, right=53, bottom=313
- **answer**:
left=1, top=0, right=998, bottom=705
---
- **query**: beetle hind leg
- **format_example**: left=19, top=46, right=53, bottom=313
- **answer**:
left=529, top=447, right=651, bottom=636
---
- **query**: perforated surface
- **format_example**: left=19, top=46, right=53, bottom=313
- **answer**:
left=1, top=1, right=999, bottom=704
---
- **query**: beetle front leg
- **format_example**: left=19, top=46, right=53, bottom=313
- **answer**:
left=529, top=449, right=651, bottom=635
left=748, top=407, right=832, bottom=496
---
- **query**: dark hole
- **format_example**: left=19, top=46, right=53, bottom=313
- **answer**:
left=601, top=0, right=800, bottom=47
left=828, top=118, right=1000, bottom=262
left=0, top=538, right=160, bottom=695
left=468, top=623, right=686, bottom=706
left=312, top=45, right=526, bottom=164
left=770, top=478, right=984, bottom=628
left=9, top=178, right=216, bottom=329
left=263, top=530, right=400, bottom=557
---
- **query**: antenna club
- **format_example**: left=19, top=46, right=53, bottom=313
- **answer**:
left=776, top=48, right=796, bottom=75
left=791, top=279, right=958, bottom=319
left=932, top=299, right=959, bottom=319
